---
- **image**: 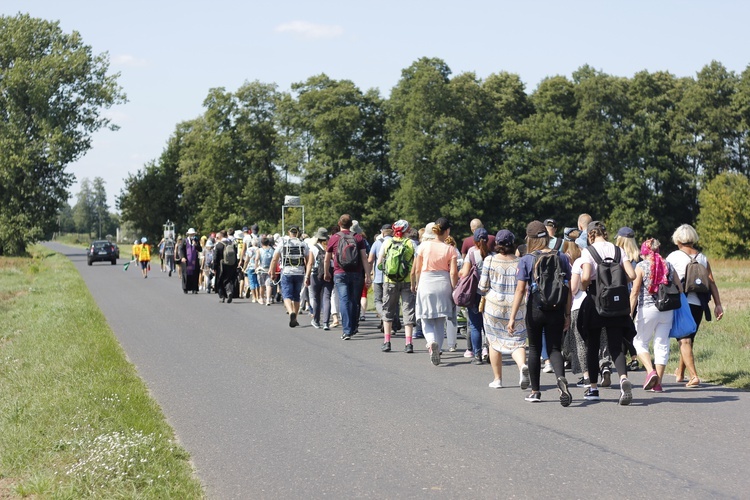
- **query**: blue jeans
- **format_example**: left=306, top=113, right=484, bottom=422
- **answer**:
left=467, top=299, right=484, bottom=357
left=334, top=272, right=363, bottom=336
left=310, top=274, right=334, bottom=325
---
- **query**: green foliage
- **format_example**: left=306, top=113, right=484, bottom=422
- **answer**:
left=696, top=172, right=750, bottom=258
left=118, top=57, right=750, bottom=247
left=0, top=14, right=126, bottom=255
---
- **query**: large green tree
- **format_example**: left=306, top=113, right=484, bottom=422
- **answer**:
left=0, top=14, right=126, bottom=255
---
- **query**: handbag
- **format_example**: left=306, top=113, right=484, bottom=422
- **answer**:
left=669, top=294, right=697, bottom=339
left=453, top=252, right=479, bottom=307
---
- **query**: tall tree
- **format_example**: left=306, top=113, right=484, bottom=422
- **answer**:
left=0, top=14, right=126, bottom=255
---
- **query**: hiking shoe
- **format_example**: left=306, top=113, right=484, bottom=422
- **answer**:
left=650, top=383, right=664, bottom=393
left=404, top=343, right=414, bottom=354
left=342, top=333, right=352, bottom=340
left=520, top=365, right=530, bottom=390
left=311, top=318, right=320, bottom=329
left=643, top=370, right=659, bottom=390
left=558, top=377, right=572, bottom=407
left=543, top=363, right=554, bottom=374
left=323, top=323, right=330, bottom=330
left=472, top=356, right=483, bottom=365
left=601, top=367, right=612, bottom=387
left=289, top=312, right=298, bottom=328
left=525, top=392, right=541, bottom=403
left=381, top=341, right=391, bottom=352
left=584, top=388, right=600, bottom=401
left=619, top=378, right=633, bottom=406
left=629, top=359, right=640, bottom=371
left=448, top=344, right=457, bottom=352
left=576, top=376, right=591, bottom=388
left=489, top=379, right=503, bottom=389
left=463, top=350, right=473, bottom=358
left=429, top=342, right=440, bottom=366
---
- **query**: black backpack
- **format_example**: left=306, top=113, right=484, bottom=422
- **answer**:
left=335, top=231, right=360, bottom=271
left=531, top=250, right=569, bottom=312
left=313, top=244, right=327, bottom=280
left=587, top=245, right=630, bottom=317
left=683, top=252, right=710, bottom=294
left=654, top=266, right=681, bottom=312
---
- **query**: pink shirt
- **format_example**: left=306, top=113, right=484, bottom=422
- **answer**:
left=417, top=240, right=456, bottom=272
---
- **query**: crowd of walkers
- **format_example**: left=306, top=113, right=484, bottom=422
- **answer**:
left=142, top=213, right=724, bottom=407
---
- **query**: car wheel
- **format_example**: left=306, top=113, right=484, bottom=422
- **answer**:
left=87, top=259, right=93, bottom=266
left=111, top=259, right=117, bottom=265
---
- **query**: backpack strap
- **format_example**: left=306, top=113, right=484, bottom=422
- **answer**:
left=587, top=244, right=603, bottom=265
left=553, top=237, right=563, bottom=251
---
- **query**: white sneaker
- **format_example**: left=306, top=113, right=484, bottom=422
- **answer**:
left=543, top=363, right=554, bottom=373
left=463, top=350, right=473, bottom=358
left=488, top=379, right=503, bottom=389
left=519, top=365, right=530, bottom=390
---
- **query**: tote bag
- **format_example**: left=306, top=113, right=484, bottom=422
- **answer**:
left=669, top=294, right=697, bottom=339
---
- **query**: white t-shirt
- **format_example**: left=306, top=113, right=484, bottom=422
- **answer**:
left=570, top=257, right=587, bottom=311
left=580, top=241, right=623, bottom=280
left=666, top=250, right=709, bottom=306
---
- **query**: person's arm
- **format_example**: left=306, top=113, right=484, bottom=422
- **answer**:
left=449, top=252, right=458, bottom=289
left=458, top=255, right=472, bottom=279
left=269, top=250, right=280, bottom=280
left=411, top=251, right=422, bottom=293
left=304, top=248, right=314, bottom=287
left=623, top=256, right=636, bottom=282
left=507, top=280, right=527, bottom=334
left=361, top=247, right=371, bottom=284
left=706, top=260, right=724, bottom=320
left=477, top=257, right=490, bottom=295
left=324, top=251, right=333, bottom=282
left=629, top=266, right=643, bottom=316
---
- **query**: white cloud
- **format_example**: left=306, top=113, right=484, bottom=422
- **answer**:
left=112, top=54, right=148, bottom=67
left=275, top=20, right=344, bottom=39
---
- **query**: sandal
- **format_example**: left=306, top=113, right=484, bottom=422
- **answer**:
left=686, top=377, right=701, bottom=388
left=674, top=370, right=686, bottom=383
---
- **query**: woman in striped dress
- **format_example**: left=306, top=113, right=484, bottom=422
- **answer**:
left=477, top=230, right=530, bottom=389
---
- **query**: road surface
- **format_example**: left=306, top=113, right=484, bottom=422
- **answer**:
left=48, top=242, right=750, bottom=499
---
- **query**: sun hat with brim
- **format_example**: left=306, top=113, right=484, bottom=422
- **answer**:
left=314, top=227, right=329, bottom=240
left=187, top=228, right=197, bottom=235
left=422, top=222, right=437, bottom=240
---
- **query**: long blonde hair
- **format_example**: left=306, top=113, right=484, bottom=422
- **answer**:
left=615, top=235, right=640, bottom=263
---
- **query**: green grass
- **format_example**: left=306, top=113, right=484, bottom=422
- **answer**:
left=0, top=246, right=204, bottom=499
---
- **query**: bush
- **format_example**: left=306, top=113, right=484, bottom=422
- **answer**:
left=697, top=172, right=750, bottom=258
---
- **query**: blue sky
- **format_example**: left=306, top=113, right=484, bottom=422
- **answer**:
left=3, top=1, right=750, bottom=210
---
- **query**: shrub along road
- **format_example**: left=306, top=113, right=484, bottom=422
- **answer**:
left=49, top=242, right=750, bottom=499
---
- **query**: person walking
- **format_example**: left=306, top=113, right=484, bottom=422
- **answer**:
left=459, top=227, right=492, bottom=365
left=413, top=217, right=458, bottom=366
left=377, top=220, right=417, bottom=353
left=665, top=224, right=724, bottom=388
left=630, top=238, right=682, bottom=393
left=305, top=228, right=334, bottom=329
left=477, top=230, right=530, bottom=389
left=508, top=221, right=573, bottom=406
left=138, top=237, right=151, bottom=279
left=214, top=230, right=238, bottom=303
left=270, top=226, right=309, bottom=327
left=178, top=228, right=202, bottom=294
left=324, top=214, right=371, bottom=340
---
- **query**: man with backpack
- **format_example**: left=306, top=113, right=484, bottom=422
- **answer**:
left=377, top=220, right=417, bottom=353
left=213, top=230, right=238, bottom=303
left=579, top=221, right=637, bottom=405
left=270, top=226, right=309, bottom=327
left=324, top=214, right=371, bottom=340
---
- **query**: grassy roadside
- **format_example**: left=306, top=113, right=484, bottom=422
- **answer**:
left=0, top=246, right=204, bottom=498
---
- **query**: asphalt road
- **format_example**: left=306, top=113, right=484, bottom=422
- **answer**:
left=49, top=242, right=750, bottom=499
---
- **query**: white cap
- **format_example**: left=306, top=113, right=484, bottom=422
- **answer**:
left=187, top=228, right=197, bottom=235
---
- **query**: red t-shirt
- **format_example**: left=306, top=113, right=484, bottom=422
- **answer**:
left=326, top=230, right=367, bottom=274
left=461, top=235, right=496, bottom=257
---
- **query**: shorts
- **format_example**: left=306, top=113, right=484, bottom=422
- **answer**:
left=280, top=274, right=304, bottom=302
left=382, top=281, right=416, bottom=326
left=248, top=271, right=259, bottom=290
left=140, top=261, right=149, bottom=270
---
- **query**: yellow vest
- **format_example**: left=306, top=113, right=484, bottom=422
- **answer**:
left=139, top=244, right=151, bottom=262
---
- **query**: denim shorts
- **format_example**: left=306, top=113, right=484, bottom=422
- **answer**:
left=280, top=274, right=304, bottom=302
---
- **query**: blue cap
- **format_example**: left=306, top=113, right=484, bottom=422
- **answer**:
left=473, top=228, right=489, bottom=242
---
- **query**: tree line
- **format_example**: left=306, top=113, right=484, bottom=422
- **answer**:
left=118, top=58, right=750, bottom=257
